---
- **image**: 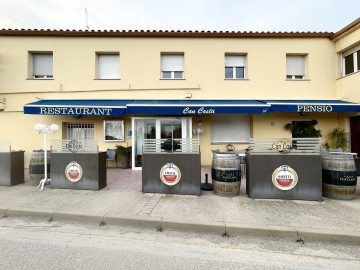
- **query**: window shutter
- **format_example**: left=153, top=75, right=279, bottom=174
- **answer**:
left=286, top=55, right=305, bottom=76
left=161, top=55, right=184, bottom=71
left=33, top=54, right=53, bottom=77
left=211, top=115, right=250, bottom=143
left=98, top=54, right=120, bottom=79
left=225, top=55, right=245, bottom=67
left=342, top=44, right=360, bottom=58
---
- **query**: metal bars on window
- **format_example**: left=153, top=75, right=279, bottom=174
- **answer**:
left=66, top=123, right=94, bottom=141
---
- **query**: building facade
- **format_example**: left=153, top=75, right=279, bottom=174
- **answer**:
left=1, top=18, right=360, bottom=168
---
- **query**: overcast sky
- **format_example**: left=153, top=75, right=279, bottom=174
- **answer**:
left=0, top=0, right=359, bottom=33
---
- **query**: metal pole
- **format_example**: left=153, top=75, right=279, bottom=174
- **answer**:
left=44, top=129, right=47, bottom=181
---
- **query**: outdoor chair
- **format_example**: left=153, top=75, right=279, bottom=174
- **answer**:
left=329, top=148, right=343, bottom=153
left=106, top=148, right=117, bottom=168
left=234, top=149, right=246, bottom=180
left=321, top=148, right=328, bottom=154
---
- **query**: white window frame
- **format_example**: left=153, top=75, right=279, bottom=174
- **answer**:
left=104, top=120, right=124, bottom=142
left=161, top=54, right=184, bottom=79
left=32, top=53, right=53, bottom=79
left=286, top=55, right=306, bottom=80
left=342, top=44, right=360, bottom=77
left=97, top=53, right=120, bottom=79
left=225, top=55, right=246, bottom=80
left=131, top=117, right=192, bottom=170
left=66, top=123, right=94, bottom=141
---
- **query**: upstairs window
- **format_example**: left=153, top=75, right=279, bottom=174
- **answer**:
left=286, top=55, right=305, bottom=80
left=161, top=54, right=184, bottom=79
left=97, top=54, right=120, bottom=79
left=225, top=55, right=245, bottom=79
left=32, top=53, right=53, bottom=79
left=342, top=44, right=360, bottom=76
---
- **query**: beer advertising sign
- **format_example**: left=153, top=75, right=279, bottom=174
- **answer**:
left=272, top=165, right=298, bottom=190
left=65, top=161, right=83, bottom=182
left=160, top=163, right=181, bottom=186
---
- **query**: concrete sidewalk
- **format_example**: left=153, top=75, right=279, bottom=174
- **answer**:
left=0, top=169, right=359, bottom=245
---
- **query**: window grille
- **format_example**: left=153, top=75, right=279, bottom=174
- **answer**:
left=66, top=123, right=94, bottom=140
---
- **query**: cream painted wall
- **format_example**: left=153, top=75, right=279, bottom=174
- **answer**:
left=334, top=27, right=360, bottom=103
left=0, top=33, right=358, bottom=167
left=0, top=36, right=336, bottom=108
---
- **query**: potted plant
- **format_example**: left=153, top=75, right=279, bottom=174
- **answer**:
left=322, top=127, right=348, bottom=151
left=115, top=145, right=132, bottom=169
left=284, top=120, right=322, bottom=138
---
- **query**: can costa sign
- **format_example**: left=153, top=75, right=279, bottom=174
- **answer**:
left=65, top=161, right=83, bottom=182
left=160, top=163, right=181, bottom=186
left=272, top=165, right=298, bottom=190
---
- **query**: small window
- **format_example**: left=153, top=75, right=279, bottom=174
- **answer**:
left=66, top=123, right=94, bottom=140
left=286, top=55, right=305, bottom=80
left=104, top=120, right=124, bottom=142
left=97, top=54, right=120, bottom=79
left=342, top=45, right=360, bottom=76
left=32, top=53, right=53, bottom=79
left=225, top=55, right=245, bottom=79
left=161, top=54, right=184, bottom=79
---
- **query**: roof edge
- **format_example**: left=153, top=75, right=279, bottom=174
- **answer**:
left=330, top=17, right=360, bottom=40
left=0, top=29, right=333, bottom=38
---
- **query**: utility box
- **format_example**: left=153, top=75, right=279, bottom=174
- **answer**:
left=0, top=151, right=25, bottom=186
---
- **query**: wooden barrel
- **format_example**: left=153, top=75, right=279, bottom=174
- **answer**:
left=322, top=154, right=357, bottom=200
left=29, top=150, right=50, bottom=182
left=212, top=152, right=241, bottom=196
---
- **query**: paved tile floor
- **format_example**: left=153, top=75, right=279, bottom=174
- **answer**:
left=24, top=166, right=249, bottom=194
left=23, top=166, right=359, bottom=197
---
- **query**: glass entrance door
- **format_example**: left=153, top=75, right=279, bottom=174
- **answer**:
left=132, top=117, right=192, bottom=170
left=133, top=119, right=155, bottom=168
left=160, top=120, right=182, bottom=139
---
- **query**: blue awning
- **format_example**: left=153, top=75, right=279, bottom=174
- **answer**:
left=126, top=100, right=270, bottom=115
left=262, top=100, right=360, bottom=113
left=24, top=100, right=130, bottom=116
left=24, top=99, right=271, bottom=115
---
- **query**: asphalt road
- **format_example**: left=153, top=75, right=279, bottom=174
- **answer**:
left=0, top=217, right=359, bottom=270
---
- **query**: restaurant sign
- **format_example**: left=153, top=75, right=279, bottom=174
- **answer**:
left=272, top=165, right=298, bottom=190
left=183, top=107, right=215, bottom=115
left=160, top=163, right=181, bottom=186
left=65, top=161, right=83, bottom=182
left=66, top=140, right=83, bottom=152
left=297, top=105, right=332, bottom=112
left=272, top=138, right=296, bottom=152
left=39, top=107, right=113, bottom=115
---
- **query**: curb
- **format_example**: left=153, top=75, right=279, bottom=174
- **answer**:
left=225, top=222, right=298, bottom=240
left=297, top=228, right=360, bottom=245
left=1, top=206, right=360, bottom=245
left=4, top=207, right=54, bottom=220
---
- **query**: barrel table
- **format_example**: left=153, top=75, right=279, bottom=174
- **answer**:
left=211, top=152, right=241, bottom=197
left=29, top=150, right=50, bottom=182
left=322, top=154, right=357, bottom=200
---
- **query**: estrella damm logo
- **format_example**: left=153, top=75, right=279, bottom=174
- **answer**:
left=160, top=163, right=181, bottom=186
